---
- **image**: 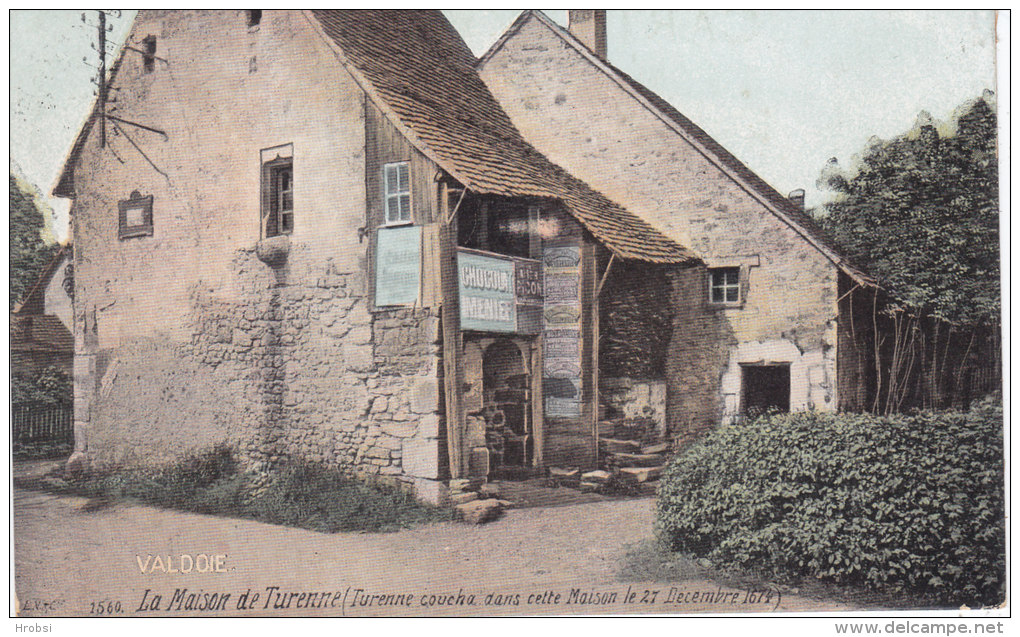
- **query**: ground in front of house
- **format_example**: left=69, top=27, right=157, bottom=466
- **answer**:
left=12, top=463, right=853, bottom=617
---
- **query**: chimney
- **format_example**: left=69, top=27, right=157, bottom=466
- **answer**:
left=568, top=10, right=607, bottom=60
left=788, top=189, right=806, bottom=211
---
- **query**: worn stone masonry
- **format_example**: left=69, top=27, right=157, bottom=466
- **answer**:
left=83, top=241, right=444, bottom=498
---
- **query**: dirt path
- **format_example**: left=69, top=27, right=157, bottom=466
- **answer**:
left=13, top=485, right=851, bottom=617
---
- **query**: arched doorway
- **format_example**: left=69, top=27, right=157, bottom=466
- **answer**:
left=480, top=338, right=532, bottom=471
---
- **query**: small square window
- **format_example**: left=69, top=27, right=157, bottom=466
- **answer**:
left=263, top=157, right=293, bottom=237
left=118, top=191, right=154, bottom=239
left=384, top=162, right=411, bottom=225
left=709, top=267, right=741, bottom=304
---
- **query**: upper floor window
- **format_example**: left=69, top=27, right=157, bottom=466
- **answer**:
left=265, top=160, right=293, bottom=236
left=709, top=267, right=740, bottom=304
left=247, top=10, right=262, bottom=27
left=384, top=162, right=411, bottom=225
left=261, top=144, right=294, bottom=238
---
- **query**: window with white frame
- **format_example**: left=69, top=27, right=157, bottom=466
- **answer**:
left=709, top=267, right=741, bottom=304
left=384, top=162, right=411, bottom=224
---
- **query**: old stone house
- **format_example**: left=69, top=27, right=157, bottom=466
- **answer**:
left=54, top=10, right=875, bottom=502
left=54, top=9, right=702, bottom=502
left=477, top=10, right=876, bottom=437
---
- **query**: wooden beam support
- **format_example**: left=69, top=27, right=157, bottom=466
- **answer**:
left=445, top=187, right=467, bottom=224
left=438, top=181, right=466, bottom=478
left=595, top=252, right=616, bottom=298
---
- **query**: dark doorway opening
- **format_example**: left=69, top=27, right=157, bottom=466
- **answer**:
left=481, top=340, right=532, bottom=470
left=742, top=364, right=791, bottom=416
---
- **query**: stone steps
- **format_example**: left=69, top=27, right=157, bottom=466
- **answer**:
left=639, top=480, right=660, bottom=496
left=618, top=465, right=664, bottom=483
left=597, top=437, right=671, bottom=491
left=598, top=437, right=642, bottom=454
left=605, top=451, right=665, bottom=467
left=640, top=442, right=670, bottom=455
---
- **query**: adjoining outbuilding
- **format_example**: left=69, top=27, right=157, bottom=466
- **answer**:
left=477, top=10, right=877, bottom=439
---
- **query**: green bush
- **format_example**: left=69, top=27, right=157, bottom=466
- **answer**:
left=657, top=397, right=1005, bottom=607
left=246, top=459, right=452, bottom=533
left=55, top=446, right=450, bottom=533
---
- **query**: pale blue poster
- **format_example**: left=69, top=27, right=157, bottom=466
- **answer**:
left=375, top=225, right=421, bottom=306
left=458, top=250, right=517, bottom=332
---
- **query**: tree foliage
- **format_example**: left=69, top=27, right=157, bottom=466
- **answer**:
left=817, top=93, right=999, bottom=326
left=10, top=173, right=58, bottom=309
left=11, top=365, right=73, bottom=405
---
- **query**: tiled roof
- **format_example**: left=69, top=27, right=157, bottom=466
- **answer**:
left=308, top=10, right=696, bottom=264
left=480, top=10, right=875, bottom=286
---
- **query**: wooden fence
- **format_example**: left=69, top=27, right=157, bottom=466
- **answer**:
left=12, top=403, right=73, bottom=445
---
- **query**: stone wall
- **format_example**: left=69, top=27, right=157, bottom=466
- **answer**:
left=87, top=244, right=444, bottom=497
left=599, top=378, right=667, bottom=437
left=599, top=262, right=672, bottom=380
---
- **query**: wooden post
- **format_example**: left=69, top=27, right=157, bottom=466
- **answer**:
left=530, top=338, right=544, bottom=468
left=581, top=241, right=599, bottom=469
left=438, top=181, right=466, bottom=478
left=592, top=273, right=601, bottom=469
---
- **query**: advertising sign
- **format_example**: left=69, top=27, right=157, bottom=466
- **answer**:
left=375, top=225, right=421, bottom=306
left=514, top=258, right=543, bottom=305
left=458, top=250, right=517, bottom=332
left=542, top=239, right=583, bottom=417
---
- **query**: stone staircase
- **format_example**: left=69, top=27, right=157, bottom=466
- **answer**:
left=581, top=437, right=669, bottom=494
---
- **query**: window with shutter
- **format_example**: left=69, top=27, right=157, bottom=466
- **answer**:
left=262, top=154, right=293, bottom=238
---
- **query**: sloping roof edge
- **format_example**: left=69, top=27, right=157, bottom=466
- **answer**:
left=478, top=10, right=875, bottom=287
left=51, top=10, right=694, bottom=265
left=300, top=11, right=480, bottom=196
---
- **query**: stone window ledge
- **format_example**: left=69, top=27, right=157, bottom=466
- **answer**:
left=256, top=235, right=290, bottom=265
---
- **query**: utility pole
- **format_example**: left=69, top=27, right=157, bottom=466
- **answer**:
left=98, top=10, right=106, bottom=147
left=83, top=10, right=168, bottom=158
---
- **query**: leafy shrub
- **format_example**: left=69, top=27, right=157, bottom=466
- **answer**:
left=657, top=396, right=1004, bottom=607
left=54, top=446, right=450, bottom=533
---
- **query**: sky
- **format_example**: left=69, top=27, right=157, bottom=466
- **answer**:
left=9, top=10, right=1000, bottom=243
